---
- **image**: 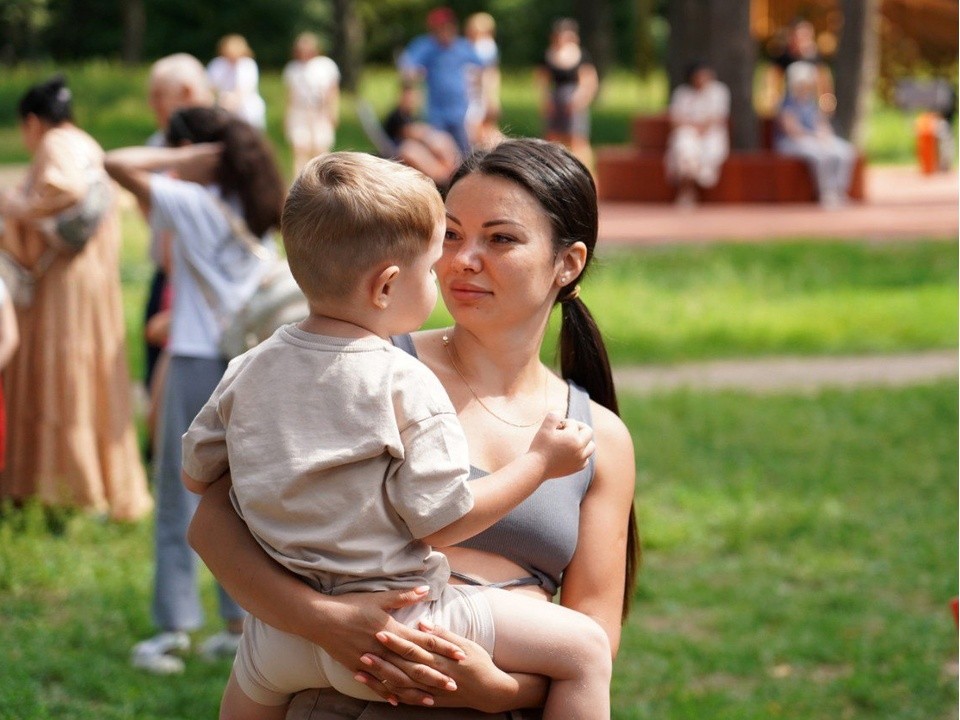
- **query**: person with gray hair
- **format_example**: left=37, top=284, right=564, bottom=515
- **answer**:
left=775, top=61, right=856, bottom=208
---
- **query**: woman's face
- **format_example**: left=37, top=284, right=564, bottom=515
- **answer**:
left=438, top=172, right=568, bottom=332
left=19, top=114, right=44, bottom=154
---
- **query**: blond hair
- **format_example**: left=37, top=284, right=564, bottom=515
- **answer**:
left=218, top=34, right=254, bottom=60
left=466, top=12, right=495, bottom=36
left=149, top=53, right=211, bottom=97
left=282, top=152, right=444, bottom=301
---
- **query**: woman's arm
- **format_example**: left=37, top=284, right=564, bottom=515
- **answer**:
left=103, top=143, right=222, bottom=210
left=557, top=403, right=637, bottom=656
left=0, top=294, right=19, bottom=370
left=573, top=62, right=600, bottom=111
left=778, top=108, right=808, bottom=140
left=188, top=475, right=466, bottom=705
left=327, top=84, right=341, bottom=128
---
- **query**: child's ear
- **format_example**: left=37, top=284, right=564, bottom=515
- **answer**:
left=370, top=264, right=401, bottom=309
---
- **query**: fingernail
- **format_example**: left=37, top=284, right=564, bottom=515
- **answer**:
left=360, top=654, right=374, bottom=666
left=419, top=620, right=434, bottom=631
left=354, top=673, right=367, bottom=683
left=446, top=681, right=458, bottom=691
left=375, top=631, right=389, bottom=642
left=422, top=697, right=435, bottom=706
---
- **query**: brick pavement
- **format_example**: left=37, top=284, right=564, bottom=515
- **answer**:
left=598, top=165, right=959, bottom=246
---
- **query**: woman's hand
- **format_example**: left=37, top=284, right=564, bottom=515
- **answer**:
left=316, top=590, right=470, bottom=706
left=355, top=622, right=547, bottom=712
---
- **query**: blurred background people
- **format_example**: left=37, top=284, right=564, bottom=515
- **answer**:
left=536, top=17, right=599, bottom=172
left=464, top=11, right=502, bottom=148
left=665, top=61, right=731, bottom=207
left=382, top=79, right=460, bottom=186
left=283, top=32, right=341, bottom=175
left=0, top=76, right=152, bottom=521
left=105, top=106, right=285, bottom=674
left=0, top=277, right=18, bottom=475
left=207, top=34, right=267, bottom=130
left=143, top=53, right=214, bottom=452
left=398, top=6, right=483, bottom=156
left=775, top=61, right=856, bottom=208
left=764, top=17, right=835, bottom=115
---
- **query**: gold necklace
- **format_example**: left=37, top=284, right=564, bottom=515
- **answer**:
left=441, top=332, right=548, bottom=429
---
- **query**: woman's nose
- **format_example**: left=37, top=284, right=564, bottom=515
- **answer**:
left=450, top=239, right=482, bottom=272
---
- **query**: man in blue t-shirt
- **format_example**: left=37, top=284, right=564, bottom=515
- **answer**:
left=398, top=6, right=484, bottom=155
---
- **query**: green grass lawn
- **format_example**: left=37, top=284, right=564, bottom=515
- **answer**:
left=0, top=62, right=933, bottom=169
left=113, top=205, right=956, bottom=379
left=1, top=381, right=955, bottom=719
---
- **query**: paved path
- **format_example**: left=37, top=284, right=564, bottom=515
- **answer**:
left=613, top=349, right=958, bottom=394
left=599, top=166, right=958, bottom=245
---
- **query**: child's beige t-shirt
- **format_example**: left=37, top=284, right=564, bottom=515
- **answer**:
left=182, top=325, right=474, bottom=599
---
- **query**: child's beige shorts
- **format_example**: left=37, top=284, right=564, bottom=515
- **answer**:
left=233, top=584, right=494, bottom=706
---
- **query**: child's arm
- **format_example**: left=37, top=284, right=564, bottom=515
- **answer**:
left=421, top=412, right=594, bottom=547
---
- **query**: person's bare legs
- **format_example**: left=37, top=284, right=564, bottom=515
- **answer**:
left=219, top=668, right=289, bottom=720
left=482, top=588, right=612, bottom=720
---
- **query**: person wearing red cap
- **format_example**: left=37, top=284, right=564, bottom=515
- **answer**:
left=398, top=7, right=486, bottom=156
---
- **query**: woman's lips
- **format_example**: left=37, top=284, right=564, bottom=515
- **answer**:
left=447, top=283, right=490, bottom=301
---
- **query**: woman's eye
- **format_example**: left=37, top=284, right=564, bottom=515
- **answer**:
left=443, top=229, right=459, bottom=242
left=491, top=234, right=515, bottom=244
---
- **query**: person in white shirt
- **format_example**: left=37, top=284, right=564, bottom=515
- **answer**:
left=207, top=34, right=267, bottom=130
left=104, top=106, right=286, bottom=675
left=665, top=61, right=731, bottom=207
left=283, top=32, right=341, bottom=174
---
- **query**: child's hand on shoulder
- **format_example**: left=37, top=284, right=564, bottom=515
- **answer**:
left=528, top=411, right=595, bottom=480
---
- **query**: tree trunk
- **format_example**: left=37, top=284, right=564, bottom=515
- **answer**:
left=833, top=0, right=881, bottom=145
left=573, top=0, right=614, bottom=79
left=667, top=0, right=757, bottom=150
left=666, top=0, right=708, bottom=92
left=121, top=0, right=145, bottom=65
left=708, top=0, right=757, bottom=150
left=332, top=0, right=364, bottom=93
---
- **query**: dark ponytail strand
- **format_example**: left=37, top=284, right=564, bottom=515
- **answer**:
left=559, top=295, right=640, bottom=622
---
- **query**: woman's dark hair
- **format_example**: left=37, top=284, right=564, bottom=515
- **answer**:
left=166, top=107, right=284, bottom=237
left=684, top=59, right=711, bottom=86
left=18, top=74, right=74, bottom=124
left=552, top=17, right=579, bottom=37
left=447, top=138, right=640, bottom=621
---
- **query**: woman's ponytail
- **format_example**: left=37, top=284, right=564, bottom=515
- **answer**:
left=560, top=295, right=640, bottom=622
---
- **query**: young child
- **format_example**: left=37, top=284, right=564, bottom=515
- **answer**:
left=182, top=152, right=613, bottom=720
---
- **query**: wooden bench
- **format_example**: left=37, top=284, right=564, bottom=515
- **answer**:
left=596, top=114, right=865, bottom=203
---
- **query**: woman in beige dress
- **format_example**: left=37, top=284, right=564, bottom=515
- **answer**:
left=0, top=75, right=152, bottom=521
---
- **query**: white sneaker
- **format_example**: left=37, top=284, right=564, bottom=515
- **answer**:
left=131, top=631, right=190, bottom=675
left=198, top=630, right=243, bottom=662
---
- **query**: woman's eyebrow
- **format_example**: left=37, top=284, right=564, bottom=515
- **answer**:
left=481, top=219, right=522, bottom=228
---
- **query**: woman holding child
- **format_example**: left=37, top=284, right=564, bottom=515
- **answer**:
left=189, top=138, right=639, bottom=717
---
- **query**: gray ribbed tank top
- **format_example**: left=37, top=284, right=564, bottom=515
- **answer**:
left=392, top=334, right=595, bottom=595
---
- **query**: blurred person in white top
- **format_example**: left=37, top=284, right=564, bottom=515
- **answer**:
left=283, top=32, right=341, bottom=174
left=665, top=61, right=731, bottom=207
left=207, top=34, right=267, bottom=130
